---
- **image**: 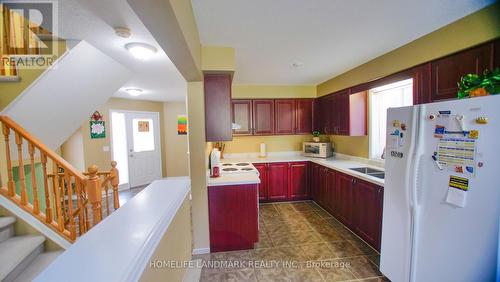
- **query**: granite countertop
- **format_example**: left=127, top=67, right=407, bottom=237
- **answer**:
left=221, top=152, right=385, bottom=187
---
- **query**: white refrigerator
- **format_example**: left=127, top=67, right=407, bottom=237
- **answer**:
left=380, top=95, right=500, bottom=282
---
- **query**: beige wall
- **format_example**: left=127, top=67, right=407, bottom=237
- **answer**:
left=317, top=3, right=500, bottom=158
left=164, top=102, right=189, bottom=176
left=232, top=84, right=316, bottom=99
left=60, top=129, right=85, bottom=171
left=0, top=41, right=67, bottom=111
left=224, top=135, right=312, bottom=154
left=139, top=196, right=192, bottom=282
left=78, top=98, right=167, bottom=176
left=186, top=82, right=210, bottom=251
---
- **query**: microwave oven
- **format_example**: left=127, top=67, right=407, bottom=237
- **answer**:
left=303, top=142, right=333, bottom=158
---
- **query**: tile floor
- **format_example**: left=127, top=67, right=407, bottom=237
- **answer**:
left=196, top=201, right=387, bottom=282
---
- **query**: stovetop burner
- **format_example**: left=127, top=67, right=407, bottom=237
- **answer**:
left=241, top=167, right=254, bottom=171
left=221, top=163, right=233, bottom=166
left=222, top=168, right=238, bottom=171
left=236, top=163, right=250, bottom=166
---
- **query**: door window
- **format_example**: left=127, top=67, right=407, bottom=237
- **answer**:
left=132, top=118, right=155, bottom=152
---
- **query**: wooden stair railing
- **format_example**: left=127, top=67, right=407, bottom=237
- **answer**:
left=0, top=116, right=119, bottom=242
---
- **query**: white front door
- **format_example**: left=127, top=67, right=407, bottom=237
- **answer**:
left=125, top=112, right=162, bottom=188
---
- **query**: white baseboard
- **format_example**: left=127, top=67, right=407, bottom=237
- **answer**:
left=192, top=247, right=210, bottom=255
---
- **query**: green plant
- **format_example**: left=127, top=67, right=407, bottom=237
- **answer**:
left=312, top=130, right=321, bottom=137
left=457, top=67, right=500, bottom=99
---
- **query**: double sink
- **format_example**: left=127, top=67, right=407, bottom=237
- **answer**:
left=349, top=167, right=385, bottom=179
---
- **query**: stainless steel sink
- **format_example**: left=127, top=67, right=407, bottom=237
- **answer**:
left=349, top=167, right=385, bottom=179
left=368, top=172, right=385, bottom=179
left=349, top=167, right=383, bottom=174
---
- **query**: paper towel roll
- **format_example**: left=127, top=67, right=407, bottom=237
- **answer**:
left=259, top=143, right=266, bottom=157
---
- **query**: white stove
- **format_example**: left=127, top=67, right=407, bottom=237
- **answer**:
left=220, top=162, right=259, bottom=175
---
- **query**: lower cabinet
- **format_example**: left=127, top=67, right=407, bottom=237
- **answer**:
left=309, top=166, right=384, bottom=252
left=288, top=162, right=309, bottom=200
left=255, top=161, right=310, bottom=202
left=254, top=163, right=268, bottom=201
left=267, top=162, right=289, bottom=201
left=336, top=172, right=355, bottom=228
left=353, top=178, right=384, bottom=250
left=208, top=184, right=259, bottom=252
left=310, top=163, right=321, bottom=202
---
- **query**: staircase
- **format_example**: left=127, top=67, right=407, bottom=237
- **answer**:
left=0, top=215, right=63, bottom=282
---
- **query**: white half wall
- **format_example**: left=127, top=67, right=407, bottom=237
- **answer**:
left=2, top=40, right=132, bottom=150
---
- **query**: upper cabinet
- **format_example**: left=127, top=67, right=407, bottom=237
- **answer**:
left=231, top=99, right=253, bottom=135
left=296, top=99, right=315, bottom=134
left=204, top=74, right=233, bottom=141
left=232, top=98, right=314, bottom=136
left=318, top=90, right=366, bottom=136
left=431, top=43, right=494, bottom=101
left=252, top=99, right=275, bottom=135
left=275, top=99, right=296, bottom=135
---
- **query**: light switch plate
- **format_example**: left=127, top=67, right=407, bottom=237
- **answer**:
left=103, top=146, right=110, bottom=152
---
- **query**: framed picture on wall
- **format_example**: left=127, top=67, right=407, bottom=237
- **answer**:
left=177, top=115, right=187, bottom=135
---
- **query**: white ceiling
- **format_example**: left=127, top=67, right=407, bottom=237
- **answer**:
left=55, top=0, right=187, bottom=102
left=192, top=0, right=495, bottom=85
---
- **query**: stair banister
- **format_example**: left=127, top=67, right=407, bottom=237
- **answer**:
left=0, top=115, right=120, bottom=243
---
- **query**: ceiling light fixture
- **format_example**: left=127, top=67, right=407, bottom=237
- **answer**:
left=125, top=42, right=157, bottom=60
left=126, top=88, right=143, bottom=96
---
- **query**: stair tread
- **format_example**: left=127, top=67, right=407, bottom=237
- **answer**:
left=0, top=235, right=46, bottom=281
left=0, top=216, right=16, bottom=229
left=13, top=251, right=64, bottom=282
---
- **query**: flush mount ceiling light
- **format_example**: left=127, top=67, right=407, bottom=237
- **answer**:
left=125, top=42, right=157, bottom=60
left=126, top=88, right=143, bottom=96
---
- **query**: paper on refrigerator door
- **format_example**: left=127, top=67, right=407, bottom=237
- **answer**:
left=445, top=175, right=469, bottom=208
left=436, top=138, right=477, bottom=175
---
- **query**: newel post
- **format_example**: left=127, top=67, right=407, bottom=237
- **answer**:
left=86, top=165, right=102, bottom=225
left=110, top=161, right=120, bottom=210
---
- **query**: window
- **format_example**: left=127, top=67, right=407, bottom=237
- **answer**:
left=132, top=118, right=155, bottom=152
left=111, top=112, right=129, bottom=185
left=369, top=78, right=413, bottom=159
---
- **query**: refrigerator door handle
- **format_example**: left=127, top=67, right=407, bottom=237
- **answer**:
left=408, top=105, right=425, bottom=282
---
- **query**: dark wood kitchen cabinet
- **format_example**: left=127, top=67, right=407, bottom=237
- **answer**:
left=318, top=166, right=329, bottom=208
left=254, top=163, right=268, bottom=201
left=275, top=99, right=296, bottom=135
left=353, top=179, right=384, bottom=251
left=309, top=163, right=321, bottom=202
left=204, top=74, right=233, bottom=141
left=232, top=98, right=314, bottom=136
left=326, top=168, right=337, bottom=214
left=318, top=90, right=366, bottom=136
left=252, top=100, right=275, bottom=135
left=267, top=162, right=288, bottom=201
left=336, top=172, right=354, bottom=228
left=231, top=100, right=253, bottom=135
left=208, top=184, right=259, bottom=252
left=296, top=99, right=315, bottom=134
left=431, top=43, right=494, bottom=101
left=288, top=162, right=309, bottom=200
